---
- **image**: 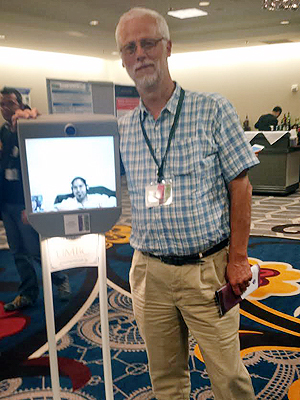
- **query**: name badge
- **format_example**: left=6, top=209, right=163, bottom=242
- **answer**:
left=145, top=179, right=173, bottom=208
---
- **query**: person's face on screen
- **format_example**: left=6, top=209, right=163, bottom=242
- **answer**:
left=72, top=179, right=87, bottom=203
left=0, top=93, right=21, bottom=123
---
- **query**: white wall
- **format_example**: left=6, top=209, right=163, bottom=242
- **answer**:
left=0, top=46, right=113, bottom=123
left=112, top=42, right=300, bottom=128
left=1, top=42, right=300, bottom=129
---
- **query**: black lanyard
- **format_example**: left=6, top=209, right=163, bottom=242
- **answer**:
left=139, top=88, right=185, bottom=183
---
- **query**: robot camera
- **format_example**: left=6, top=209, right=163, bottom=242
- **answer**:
left=64, top=124, right=77, bottom=136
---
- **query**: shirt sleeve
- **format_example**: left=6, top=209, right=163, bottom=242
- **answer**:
left=254, top=118, right=260, bottom=129
left=94, top=194, right=117, bottom=207
left=54, top=198, right=72, bottom=210
left=212, top=95, right=259, bottom=183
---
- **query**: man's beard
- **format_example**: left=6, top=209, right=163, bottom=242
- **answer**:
left=76, top=193, right=85, bottom=202
left=129, top=60, right=162, bottom=90
left=134, top=70, right=160, bottom=90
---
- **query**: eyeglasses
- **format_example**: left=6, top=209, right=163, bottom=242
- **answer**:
left=120, top=37, right=165, bottom=57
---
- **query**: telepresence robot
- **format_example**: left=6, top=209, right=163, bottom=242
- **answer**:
left=18, top=114, right=122, bottom=400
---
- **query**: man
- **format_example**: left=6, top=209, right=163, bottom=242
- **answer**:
left=254, top=106, right=282, bottom=131
left=0, top=87, right=71, bottom=311
left=55, top=176, right=116, bottom=210
left=115, top=8, right=259, bottom=400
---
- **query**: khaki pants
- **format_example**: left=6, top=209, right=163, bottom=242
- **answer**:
left=130, top=248, right=255, bottom=400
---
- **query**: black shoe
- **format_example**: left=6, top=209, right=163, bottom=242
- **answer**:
left=57, top=277, right=71, bottom=301
left=4, top=295, right=34, bottom=312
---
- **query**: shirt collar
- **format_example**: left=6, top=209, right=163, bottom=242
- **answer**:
left=139, top=82, right=182, bottom=122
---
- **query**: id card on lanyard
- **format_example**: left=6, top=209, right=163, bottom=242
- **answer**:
left=140, top=88, right=185, bottom=209
left=145, top=179, right=173, bottom=208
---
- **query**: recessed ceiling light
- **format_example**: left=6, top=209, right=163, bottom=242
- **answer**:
left=280, top=20, right=290, bottom=24
left=167, top=8, right=208, bottom=19
left=0, top=35, right=5, bottom=40
left=199, top=1, right=210, bottom=6
left=89, top=20, right=99, bottom=26
left=112, top=51, right=119, bottom=56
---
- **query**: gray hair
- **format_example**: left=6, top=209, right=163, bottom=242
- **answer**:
left=115, top=7, right=170, bottom=49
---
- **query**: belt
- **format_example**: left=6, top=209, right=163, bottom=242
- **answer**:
left=142, top=238, right=229, bottom=266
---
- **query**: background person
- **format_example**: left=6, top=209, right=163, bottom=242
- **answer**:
left=0, top=87, right=71, bottom=311
left=116, top=8, right=259, bottom=400
left=55, top=176, right=116, bottom=210
left=254, top=106, right=282, bottom=131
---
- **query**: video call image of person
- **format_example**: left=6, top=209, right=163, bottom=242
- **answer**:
left=54, top=177, right=116, bottom=210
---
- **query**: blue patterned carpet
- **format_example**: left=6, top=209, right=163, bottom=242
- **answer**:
left=1, top=232, right=300, bottom=399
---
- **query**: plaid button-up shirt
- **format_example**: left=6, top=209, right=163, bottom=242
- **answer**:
left=118, top=84, right=259, bottom=255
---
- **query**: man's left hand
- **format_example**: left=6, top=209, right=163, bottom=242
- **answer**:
left=226, top=259, right=252, bottom=296
left=11, top=108, right=40, bottom=132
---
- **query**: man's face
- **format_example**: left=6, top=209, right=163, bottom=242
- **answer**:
left=0, top=93, right=21, bottom=123
left=118, top=15, right=171, bottom=90
left=72, top=179, right=87, bottom=202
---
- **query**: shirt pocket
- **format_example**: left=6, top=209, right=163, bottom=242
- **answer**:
left=170, top=137, right=198, bottom=176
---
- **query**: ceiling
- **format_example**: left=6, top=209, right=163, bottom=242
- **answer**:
left=0, top=0, right=299, bottom=60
